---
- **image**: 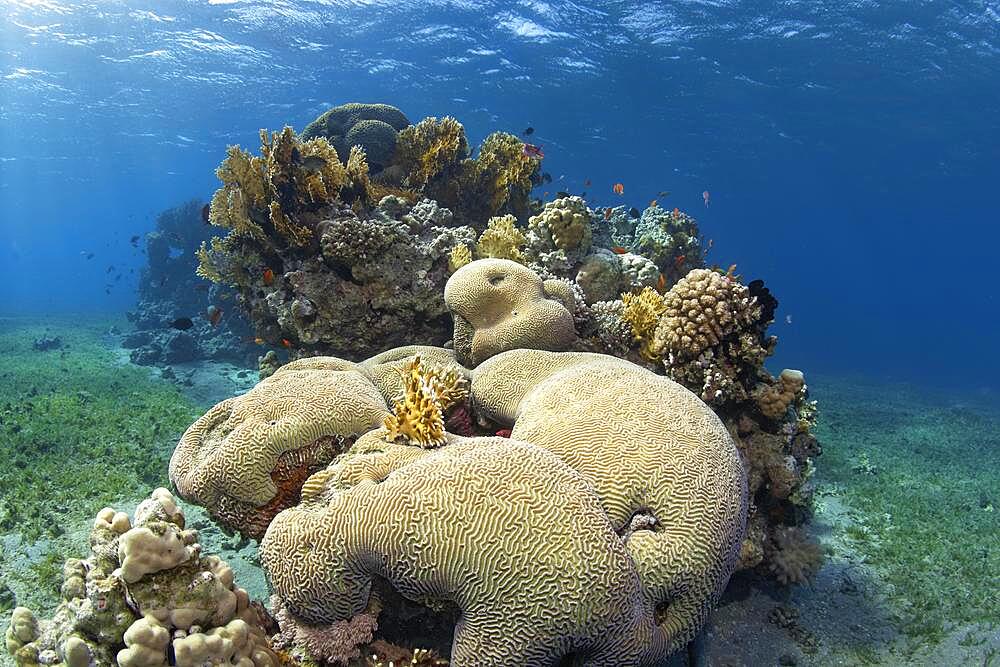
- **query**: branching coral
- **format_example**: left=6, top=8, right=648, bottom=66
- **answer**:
left=621, top=286, right=667, bottom=362
left=475, top=214, right=526, bottom=262
left=383, top=355, right=468, bottom=448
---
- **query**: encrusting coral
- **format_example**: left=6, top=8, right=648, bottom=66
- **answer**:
left=5, top=489, right=279, bottom=667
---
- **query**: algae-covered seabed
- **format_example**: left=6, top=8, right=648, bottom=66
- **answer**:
left=0, top=316, right=997, bottom=666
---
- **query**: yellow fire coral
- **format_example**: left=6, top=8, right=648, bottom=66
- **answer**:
left=475, top=214, right=526, bottom=262
left=448, top=245, right=472, bottom=273
left=469, top=132, right=538, bottom=218
left=395, top=116, right=469, bottom=188
left=621, top=286, right=667, bottom=362
left=383, top=356, right=468, bottom=448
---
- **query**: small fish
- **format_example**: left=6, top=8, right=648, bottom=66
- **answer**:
left=201, top=203, right=211, bottom=224
left=658, top=190, right=671, bottom=198
left=611, top=246, right=629, bottom=254
left=106, top=265, right=114, bottom=273
left=785, top=315, right=793, bottom=325
left=129, top=235, right=141, bottom=246
left=584, top=178, right=592, bottom=187
left=522, top=143, right=544, bottom=159
left=206, top=305, right=223, bottom=327
left=628, top=207, right=640, bottom=218
left=612, top=183, right=624, bottom=195
left=218, top=293, right=231, bottom=301
left=263, top=268, right=275, bottom=286
left=114, top=274, right=121, bottom=282
left=674, top=255, right=686, bottom=270
left=581, top=191, right=587, bottom=198
left=725, top=264, right=737, bottom=279
left=496, top=428, right=513, bottom=438
left=672, top=207, right=680, bottom=216
left=522, top=126, right=534, bottom=136
left=105, top=288, right=111, bottom=295
left=80, top=251, right=95, bottom=260
left=255, top=337, right=265, bottom=345
left=556, top=190, right=570, bottom=198
left=300, top=155, right=327, bottom=172
left=170, top=317, right=194, bottom=331
left=649, top=199, right=658, bottom=208
left=541, top=172, right=552, bottom=184
left=703, top=190, right=710, bottom=207
left=656, top=273, right=666, bottom=293
left=706, top=238, right=714, bottom=250
left=543, top=191, right=549, bottom=197
left=280, top=338, right=292, bottom=348
left=603, top=208, right=613, bottom=221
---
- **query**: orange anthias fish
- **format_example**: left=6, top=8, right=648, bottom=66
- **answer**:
left=611, top=246, right=629, bottom=254
left=263, top=268, right=275, bottom=286
left=612, top=183, right=624, bottom=195
left=649, top=199, right=658, bottom=208
left=703, top=190, right=710, bottom=207
left=672, top=207, right=680, bottom=217
left=674, top=255, right=686, bottom=271
left=206, top=305, right=223, bottom=327
left=603, top=208, right=613, bottom=221
left=281, top=338, right=292, bottom=348
left=656, top=273, right=666, bottom=293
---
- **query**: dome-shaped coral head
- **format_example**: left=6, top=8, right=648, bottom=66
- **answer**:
left=444, top=258, right=577, bottom=367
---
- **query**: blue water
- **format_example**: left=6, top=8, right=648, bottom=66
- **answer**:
left=1, top=1, right=998, bottom=393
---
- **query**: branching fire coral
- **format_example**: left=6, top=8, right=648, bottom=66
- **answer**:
left=621, top=286, right=667, bottom=362
left=475, top=214, right=526, bottom=262
left=383, top=355, right=468, bottom=448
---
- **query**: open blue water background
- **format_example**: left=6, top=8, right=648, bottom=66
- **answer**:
left=1, top=1, right=998, bottom=394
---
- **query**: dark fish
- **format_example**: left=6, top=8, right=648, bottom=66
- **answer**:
left=522, top=143, right=544, bottom=159
left=522, top=126, right=534, bottom=136
left=129, top=235, right=141, bottom=246
left=201, top=203, right=211, bottom=224
left=206, top=305, right=223, bottom=327
left=301, top=155, right=327, bottom=172
left=556, top=191, right=570, bottom=198
left=81, top=251, right=94, bottom=260
left=170, top=317, right=194, bottom=331
left=115, top=274, right=122, bottom=282
left=105, top=288, right=111, bottom=295
left=581, top=191, right=587, bottom=198
left=629, top=207, right=640, bottom=218
left=106, top=265, right=114, bottom=273
left=541, top=172, right=552, bottom=184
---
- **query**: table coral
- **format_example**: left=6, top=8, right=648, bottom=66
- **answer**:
left=470, top=349, right=747, bottom=659
left=261, top=435, right=655, bottom=667
left=444, top=259, right=577, bottom=366
left=169, top=361, right=391, bottom=538
left=5, top=489, right=279, bottom=667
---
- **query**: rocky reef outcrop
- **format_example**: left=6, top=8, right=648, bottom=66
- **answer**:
left=123, top=200, right=254, bottom=367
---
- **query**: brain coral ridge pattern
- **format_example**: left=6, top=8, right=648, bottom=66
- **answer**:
left=470, top=349, right=748, bottom=659
left=261, top=435, right=655, bottom=667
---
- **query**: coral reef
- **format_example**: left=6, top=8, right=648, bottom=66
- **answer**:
left=523, top=196, right=593, bottom=274
left=300, top=102, right=411, bottom=171
left=124, top=199, right=253, bottom=367
left=603, top=205, right=704, bottom=283
left=4, top=489, right=279, bottom=667
left=443, top=259, right=577, bottom=366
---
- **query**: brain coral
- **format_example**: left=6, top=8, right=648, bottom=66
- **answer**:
left=470, top=349, right=747, bottom=659
left=169, top=360, right=390, bottom=538
left=444, top=258, right=577, bottom=366
left=300, top=102, right=411, bottom=169
left=260, top=435, right=654, bottom=667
